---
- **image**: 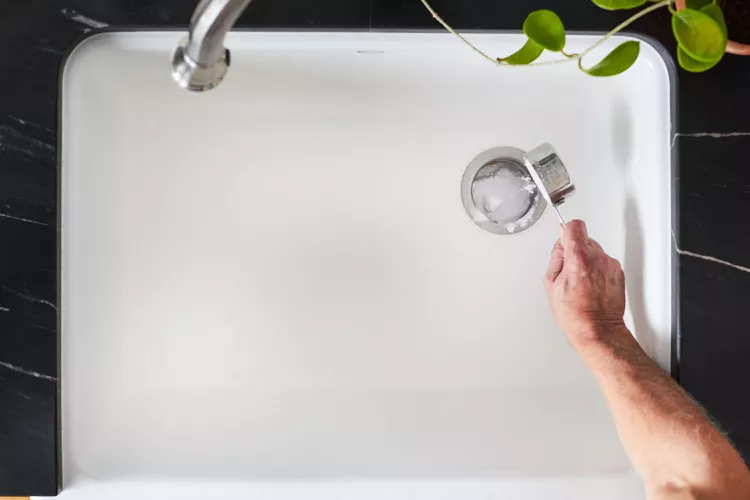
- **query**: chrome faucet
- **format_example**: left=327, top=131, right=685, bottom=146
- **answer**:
left=171, top=0, right=256, bottom=91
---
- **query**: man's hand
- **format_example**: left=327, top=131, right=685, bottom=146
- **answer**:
left=544, top=219, right=627, bottom=346
left=543, top=219, right=750, bottom=499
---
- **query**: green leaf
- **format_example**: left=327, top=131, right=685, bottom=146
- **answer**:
left=672, top=8, right=727, bottom=63
left=582, top=40, right=640, bottom=77
left=523, top=10, right=566, bottom=52
left=500, top=39, right=544, bottom=65
left=590, top=0, right=648, bottom=11
left=677, top=46, right=720, bottom=72
left=701, top=2, right=728, bottom=38
left=685, top=0, right=713, bottom=9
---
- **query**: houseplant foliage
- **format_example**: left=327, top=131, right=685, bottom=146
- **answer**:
left=420, top=0, right=728, bottom=75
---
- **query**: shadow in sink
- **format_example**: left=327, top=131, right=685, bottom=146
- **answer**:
left=625, top=196, right=659, bottom=361
left=612, top=98, right=659, bottom=363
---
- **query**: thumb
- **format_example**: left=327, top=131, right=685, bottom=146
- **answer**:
left=561, top=219, right=588, bottom=255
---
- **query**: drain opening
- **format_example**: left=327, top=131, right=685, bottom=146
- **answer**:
left=471, top=160, right=535, bottom=224
left=461, top=147, right=546, bottom=235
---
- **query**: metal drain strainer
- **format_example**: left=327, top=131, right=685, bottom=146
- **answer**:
left=461, top=145, right=573, bottom=235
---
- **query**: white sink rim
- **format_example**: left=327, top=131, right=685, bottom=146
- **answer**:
left=58, top=29, right=677, bottom=499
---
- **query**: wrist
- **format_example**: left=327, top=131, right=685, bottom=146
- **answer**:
left=567, top=320, right=631, bottom=350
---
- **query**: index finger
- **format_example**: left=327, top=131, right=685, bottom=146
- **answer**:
left=545, top=239, right=564, bottom=285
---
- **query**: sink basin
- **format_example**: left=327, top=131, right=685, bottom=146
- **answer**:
left=60, top=31, right=673, bottom=499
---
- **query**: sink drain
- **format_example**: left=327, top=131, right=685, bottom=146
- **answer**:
left=461, top=147, right=546, bottom=235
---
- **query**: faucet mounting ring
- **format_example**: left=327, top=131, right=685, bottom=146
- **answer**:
left=172, top=39, right=230, bottom=92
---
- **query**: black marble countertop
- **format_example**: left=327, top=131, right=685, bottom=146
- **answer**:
left=1, top=0, right=749, bottom=495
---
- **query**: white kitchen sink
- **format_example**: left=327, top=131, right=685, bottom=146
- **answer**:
left=59, top=31, right=673, bottom=499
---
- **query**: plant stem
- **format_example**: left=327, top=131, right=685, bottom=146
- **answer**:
left=560, top=48, right=578, bottom=58
left=576, top=0, right=672, bottom=63
left=419, top=0, right=672, bottom=69
left=418, top=0, right=499, bottom=66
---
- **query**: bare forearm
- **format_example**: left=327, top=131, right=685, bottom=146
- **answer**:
left=574, top=326, right=750, bottom=499
left=544, top=221, right=750, bottom=497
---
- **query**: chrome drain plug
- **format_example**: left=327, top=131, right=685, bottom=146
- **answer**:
left=460, top=146, right=546, bottom=235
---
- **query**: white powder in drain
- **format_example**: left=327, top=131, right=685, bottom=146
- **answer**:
left=471, top=163, right=535, bottom=224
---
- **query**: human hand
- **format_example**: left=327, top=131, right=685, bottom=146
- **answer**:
left=544, top=220, right=627, bottom=346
